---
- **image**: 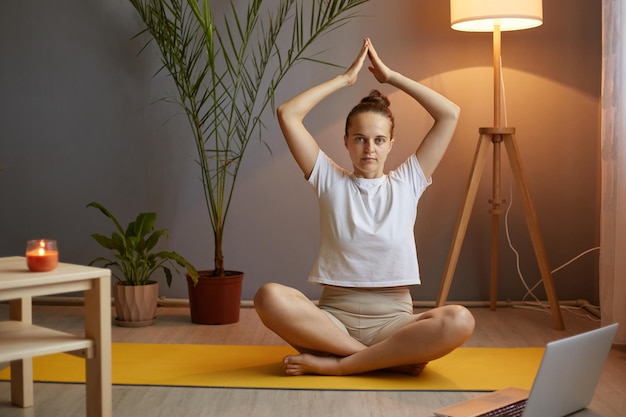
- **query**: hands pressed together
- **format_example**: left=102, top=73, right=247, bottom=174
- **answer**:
left=344, top=38, right=393, bottom=87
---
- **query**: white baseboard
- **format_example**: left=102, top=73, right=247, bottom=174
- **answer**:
left=18, top=295, right=599, bottom=317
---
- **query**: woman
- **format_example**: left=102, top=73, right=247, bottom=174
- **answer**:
left=254, top=38, right=475, bottom=376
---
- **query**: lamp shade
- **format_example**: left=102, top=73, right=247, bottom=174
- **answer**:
left=451, top=0, right=543, bottom=32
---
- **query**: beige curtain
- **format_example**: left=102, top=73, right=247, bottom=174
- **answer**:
left=601, top=0, right=626, bottom=344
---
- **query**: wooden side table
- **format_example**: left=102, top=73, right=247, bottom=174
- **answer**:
left=0, top=256, right=111, bottom=417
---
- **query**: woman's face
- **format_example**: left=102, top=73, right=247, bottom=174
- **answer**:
left=344, top=112, right=394, bottom=179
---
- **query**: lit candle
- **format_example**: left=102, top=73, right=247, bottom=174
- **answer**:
left=26, top=239, right=59, bottom=272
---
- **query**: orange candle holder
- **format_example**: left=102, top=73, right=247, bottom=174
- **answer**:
left=26, top=239, right=59, bottom=272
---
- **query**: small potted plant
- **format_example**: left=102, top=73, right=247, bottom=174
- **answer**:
left=87, top=201, right=198, bottom=327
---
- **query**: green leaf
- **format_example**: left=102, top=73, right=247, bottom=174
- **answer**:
left=145, top=229, right=168, bottom=252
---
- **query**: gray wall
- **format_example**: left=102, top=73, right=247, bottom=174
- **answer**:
left=0, top=0, right=601, bottom=304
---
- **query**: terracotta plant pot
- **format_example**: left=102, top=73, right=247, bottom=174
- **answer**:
left=186, top=271, right=243, bottom=325
left=113, top=281, right=159, bottom=327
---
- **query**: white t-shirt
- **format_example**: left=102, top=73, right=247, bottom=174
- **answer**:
left=307, top=150, right=431, bottom=287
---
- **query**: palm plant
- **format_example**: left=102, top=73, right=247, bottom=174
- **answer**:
left=128, top=0, right=369, bottom=277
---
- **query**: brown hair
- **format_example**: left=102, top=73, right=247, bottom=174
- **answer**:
left=345, top=90, right=395, bottom=137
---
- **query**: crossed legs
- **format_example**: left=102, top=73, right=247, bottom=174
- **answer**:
left=254, top=283, right=475, bottom=376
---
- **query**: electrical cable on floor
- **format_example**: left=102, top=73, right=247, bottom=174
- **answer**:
left=503, top=183, right=600, bottom=322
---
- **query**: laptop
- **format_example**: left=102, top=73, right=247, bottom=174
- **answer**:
left=433, top=323, right=619, bottom=417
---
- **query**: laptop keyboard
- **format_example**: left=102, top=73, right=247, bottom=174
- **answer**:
left=479, top=399, right=528, bottom=417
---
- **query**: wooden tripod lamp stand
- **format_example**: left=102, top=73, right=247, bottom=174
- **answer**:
left=436, top=0, right=565, bottom=330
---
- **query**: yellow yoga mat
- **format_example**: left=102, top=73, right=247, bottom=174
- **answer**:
left=0, top=344, right=544, bottom=391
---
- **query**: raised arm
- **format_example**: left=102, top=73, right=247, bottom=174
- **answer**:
left=367, top=41, right=460, bottom=179
left=277, top=39, right=369, bottom=178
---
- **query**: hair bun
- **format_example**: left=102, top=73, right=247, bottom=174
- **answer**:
left=345, top=89, right=395, bottom=136
left=360, top=90, right=390, bottom=108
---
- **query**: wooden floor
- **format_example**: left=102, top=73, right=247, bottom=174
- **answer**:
left=0, top=303, right=624, bottom=417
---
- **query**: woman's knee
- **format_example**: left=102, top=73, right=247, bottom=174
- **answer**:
left=421, top=305, right=474, bottom=346
left=253, top=282, right=284, bottom=311
left=443, top=305, right=475, bottom=342
left=254, top=282, right=306, bottom=315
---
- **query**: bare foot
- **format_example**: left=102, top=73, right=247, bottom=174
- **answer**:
left=283, top=353, right=343, bottom=376
left=283, top=354, right=428, bottom=377
left=385, top=362, right=428, bottom=376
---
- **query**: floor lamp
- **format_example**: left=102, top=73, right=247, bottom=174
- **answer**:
left=436, top=0, right=565, bottom=330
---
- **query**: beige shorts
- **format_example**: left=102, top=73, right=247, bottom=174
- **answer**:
left=318, top=285, right=419, bottom=346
